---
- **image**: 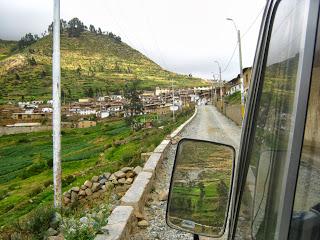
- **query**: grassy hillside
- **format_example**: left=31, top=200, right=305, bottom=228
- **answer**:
left=0, top=32, right=207, bottom=101
left=0, top=40, right=16, bottom=61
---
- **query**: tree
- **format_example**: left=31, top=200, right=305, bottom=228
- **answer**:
left=84, top=87, right=94, bottom=98
left=98, top=27, right=103, bottom=35
left=48, top=19, right=67, bottom=34
left=123, top=79, right=144, bottom=130
left=28, top=57, right=37, bottom=66
left=67, top=18, right=86, bottom=37
left=17, top=33, right=39, bottom=49
left=89, top=24, right=96, bottom=34
left=76, top=65, right=82, bottom=76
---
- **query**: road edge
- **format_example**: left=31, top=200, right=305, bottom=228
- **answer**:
left=94, top=107, right=198, bottom=240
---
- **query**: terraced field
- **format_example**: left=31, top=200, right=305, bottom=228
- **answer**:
left=0, top=108, right=193, bottom=228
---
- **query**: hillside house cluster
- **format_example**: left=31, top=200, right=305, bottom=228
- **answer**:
left=1, top=87, right=212, bottom=128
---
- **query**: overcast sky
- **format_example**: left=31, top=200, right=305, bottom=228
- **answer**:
left=0, top=0, right=266, bottom=80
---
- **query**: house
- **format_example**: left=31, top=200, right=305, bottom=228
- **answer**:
left=12, top=113, right=48, bottom=121
left=110, top=95, right=123, bottom=101
left=78, top=98, right=93, bottom=103
left=78, top=108, right=96, bottom=116
left=77, top=121, right=96, bottom=128
left=155, top=87, right=170, bottom=96
left=226, top=76, right=241, bottom=95
left=100, top=110, right=110, bottom=119
left=42, top=108, right=53, bottom=113
left=243, top=67, right=252, bottom=94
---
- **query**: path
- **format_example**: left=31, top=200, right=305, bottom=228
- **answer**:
left=130, top=105, right=242, bottom=240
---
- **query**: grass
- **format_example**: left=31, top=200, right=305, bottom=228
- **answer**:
left=225, top=91, right=241, bottom=105
left=0, top=31, right=208, bottom=102
left=0, top=107, right=194, bottom=233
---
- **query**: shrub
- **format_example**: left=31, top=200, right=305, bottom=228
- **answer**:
left=121, top=151, right=134, bottom=164
left=43, top=179, right=53, bottom=188
left=18, top=138, right=30, bottom=143
left=62, top=175, right=76, bottom=187
left=0, top=189, right=9, bottom=200
left=12, top=206, right=55, bottom=240
left=46, top=158, right=53, bottom=168
left=28, top=186, right=43, bottom=197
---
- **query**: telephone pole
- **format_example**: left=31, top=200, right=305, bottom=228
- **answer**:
left=214, top=61, right=223, bottom=103
left=171, top=78, right=175, bottom=121
left=227, top=18, right=245, bottom=119
left=52, top=0, right=62, bottom=208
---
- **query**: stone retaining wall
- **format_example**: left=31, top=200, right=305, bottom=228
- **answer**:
left=0, top=126, right=51, bottom=136
left=95, top=107, right=198, bottom=240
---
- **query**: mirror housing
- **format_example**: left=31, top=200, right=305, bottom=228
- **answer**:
left=166, top=138, right=235, bottom=238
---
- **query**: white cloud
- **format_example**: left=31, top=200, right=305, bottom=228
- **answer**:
left=0, top=0, right=266, bottom=81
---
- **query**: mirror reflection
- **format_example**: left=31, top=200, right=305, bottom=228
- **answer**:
left=167, top=139, right=234, bottom=237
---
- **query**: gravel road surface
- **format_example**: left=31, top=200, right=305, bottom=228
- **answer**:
left=130, top=105, right=242, bottom=240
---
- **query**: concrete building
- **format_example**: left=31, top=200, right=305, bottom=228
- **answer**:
left=12, top=112, right=48, bottom=121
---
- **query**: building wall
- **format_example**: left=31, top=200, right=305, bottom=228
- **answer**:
left=0, top=126, right=51, bottom=136
left=225, top=104, right=242, bottom=126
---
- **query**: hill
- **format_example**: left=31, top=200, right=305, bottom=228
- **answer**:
left=0, top=31, right=208, bottom=102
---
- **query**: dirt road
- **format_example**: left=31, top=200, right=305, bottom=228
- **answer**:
left=130, top=105, right=242, bottom=240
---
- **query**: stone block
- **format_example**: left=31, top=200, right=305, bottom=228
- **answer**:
left=143, top=153, right=162, bottom=175
left=121, top=171, right=153, bottom=215
left=95, top=206, right=136, bottom=240
left=153, top=139, right=170, bottom=154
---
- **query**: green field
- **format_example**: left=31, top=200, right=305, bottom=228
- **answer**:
left=0, top=108, right=194, bottom=231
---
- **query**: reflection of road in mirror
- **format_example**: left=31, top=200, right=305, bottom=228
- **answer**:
left=167, top=139, right=234, bottom=237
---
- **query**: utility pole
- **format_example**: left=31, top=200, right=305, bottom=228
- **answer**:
left=227, top=18, right=245, bottom=119
left=171, top=78, right=175, bottom=121
left=52, top=0, right=62, bottom=209
left=214, top=61, right=223, bottom=103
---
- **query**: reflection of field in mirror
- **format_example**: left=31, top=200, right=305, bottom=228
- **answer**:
left=168, top=140, right=233, bottom=236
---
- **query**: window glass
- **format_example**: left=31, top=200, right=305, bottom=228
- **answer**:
left=288, top=16, right=320, bottom=240
left=235, top=0, right=308, bottom=239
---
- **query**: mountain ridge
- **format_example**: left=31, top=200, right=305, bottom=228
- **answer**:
left=0, top=31, right=208, bottom=102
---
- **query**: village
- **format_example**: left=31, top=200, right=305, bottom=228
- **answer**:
left=0, top=67, right=252, bottom=132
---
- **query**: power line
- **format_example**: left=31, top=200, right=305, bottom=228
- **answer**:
left=241, top=5, right=265, bottom=39
left=221, top=42, right=238, bottom=73
left=221, top=5, right=264, bottom=74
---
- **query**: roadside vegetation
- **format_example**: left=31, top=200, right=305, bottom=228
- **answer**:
left=0, top=106, right=194, bottom=238
left=224, top=91, right=241, bottom=105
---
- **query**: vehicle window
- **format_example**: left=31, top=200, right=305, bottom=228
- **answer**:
left=235, top=0, right=309, bottom=239
left=288, top=15, right=320, bottom=240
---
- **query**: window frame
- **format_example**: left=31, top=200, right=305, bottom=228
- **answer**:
left=228, top=0, right=320, bottom=239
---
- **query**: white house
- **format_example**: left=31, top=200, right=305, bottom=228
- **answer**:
left=79, top=109, right=97, bottom=115
left=100, top=110, right=110, bottom=119
left=42, top=107, right=53, bottom=113
left=110, top=95, right=123, bottom=101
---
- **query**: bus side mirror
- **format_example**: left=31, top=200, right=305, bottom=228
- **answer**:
left=166, top=138, right=235, bottom=238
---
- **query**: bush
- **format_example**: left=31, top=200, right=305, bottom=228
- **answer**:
left=46, top=158, right=53, bottom=168
left=43, top=179, right=53, bottom=188
left=18, top=138, right=30, bottom=143
left=12, top=206, right=55, bottom=240
left=62, top=175, right=76, bottom=187
left=121, top=151, right=134, bottom=164
left=0, top=189, right=9, bottom=200
left=21, top=163, right=47, bottom=179
left=28, top=186, right=43, bottom=197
